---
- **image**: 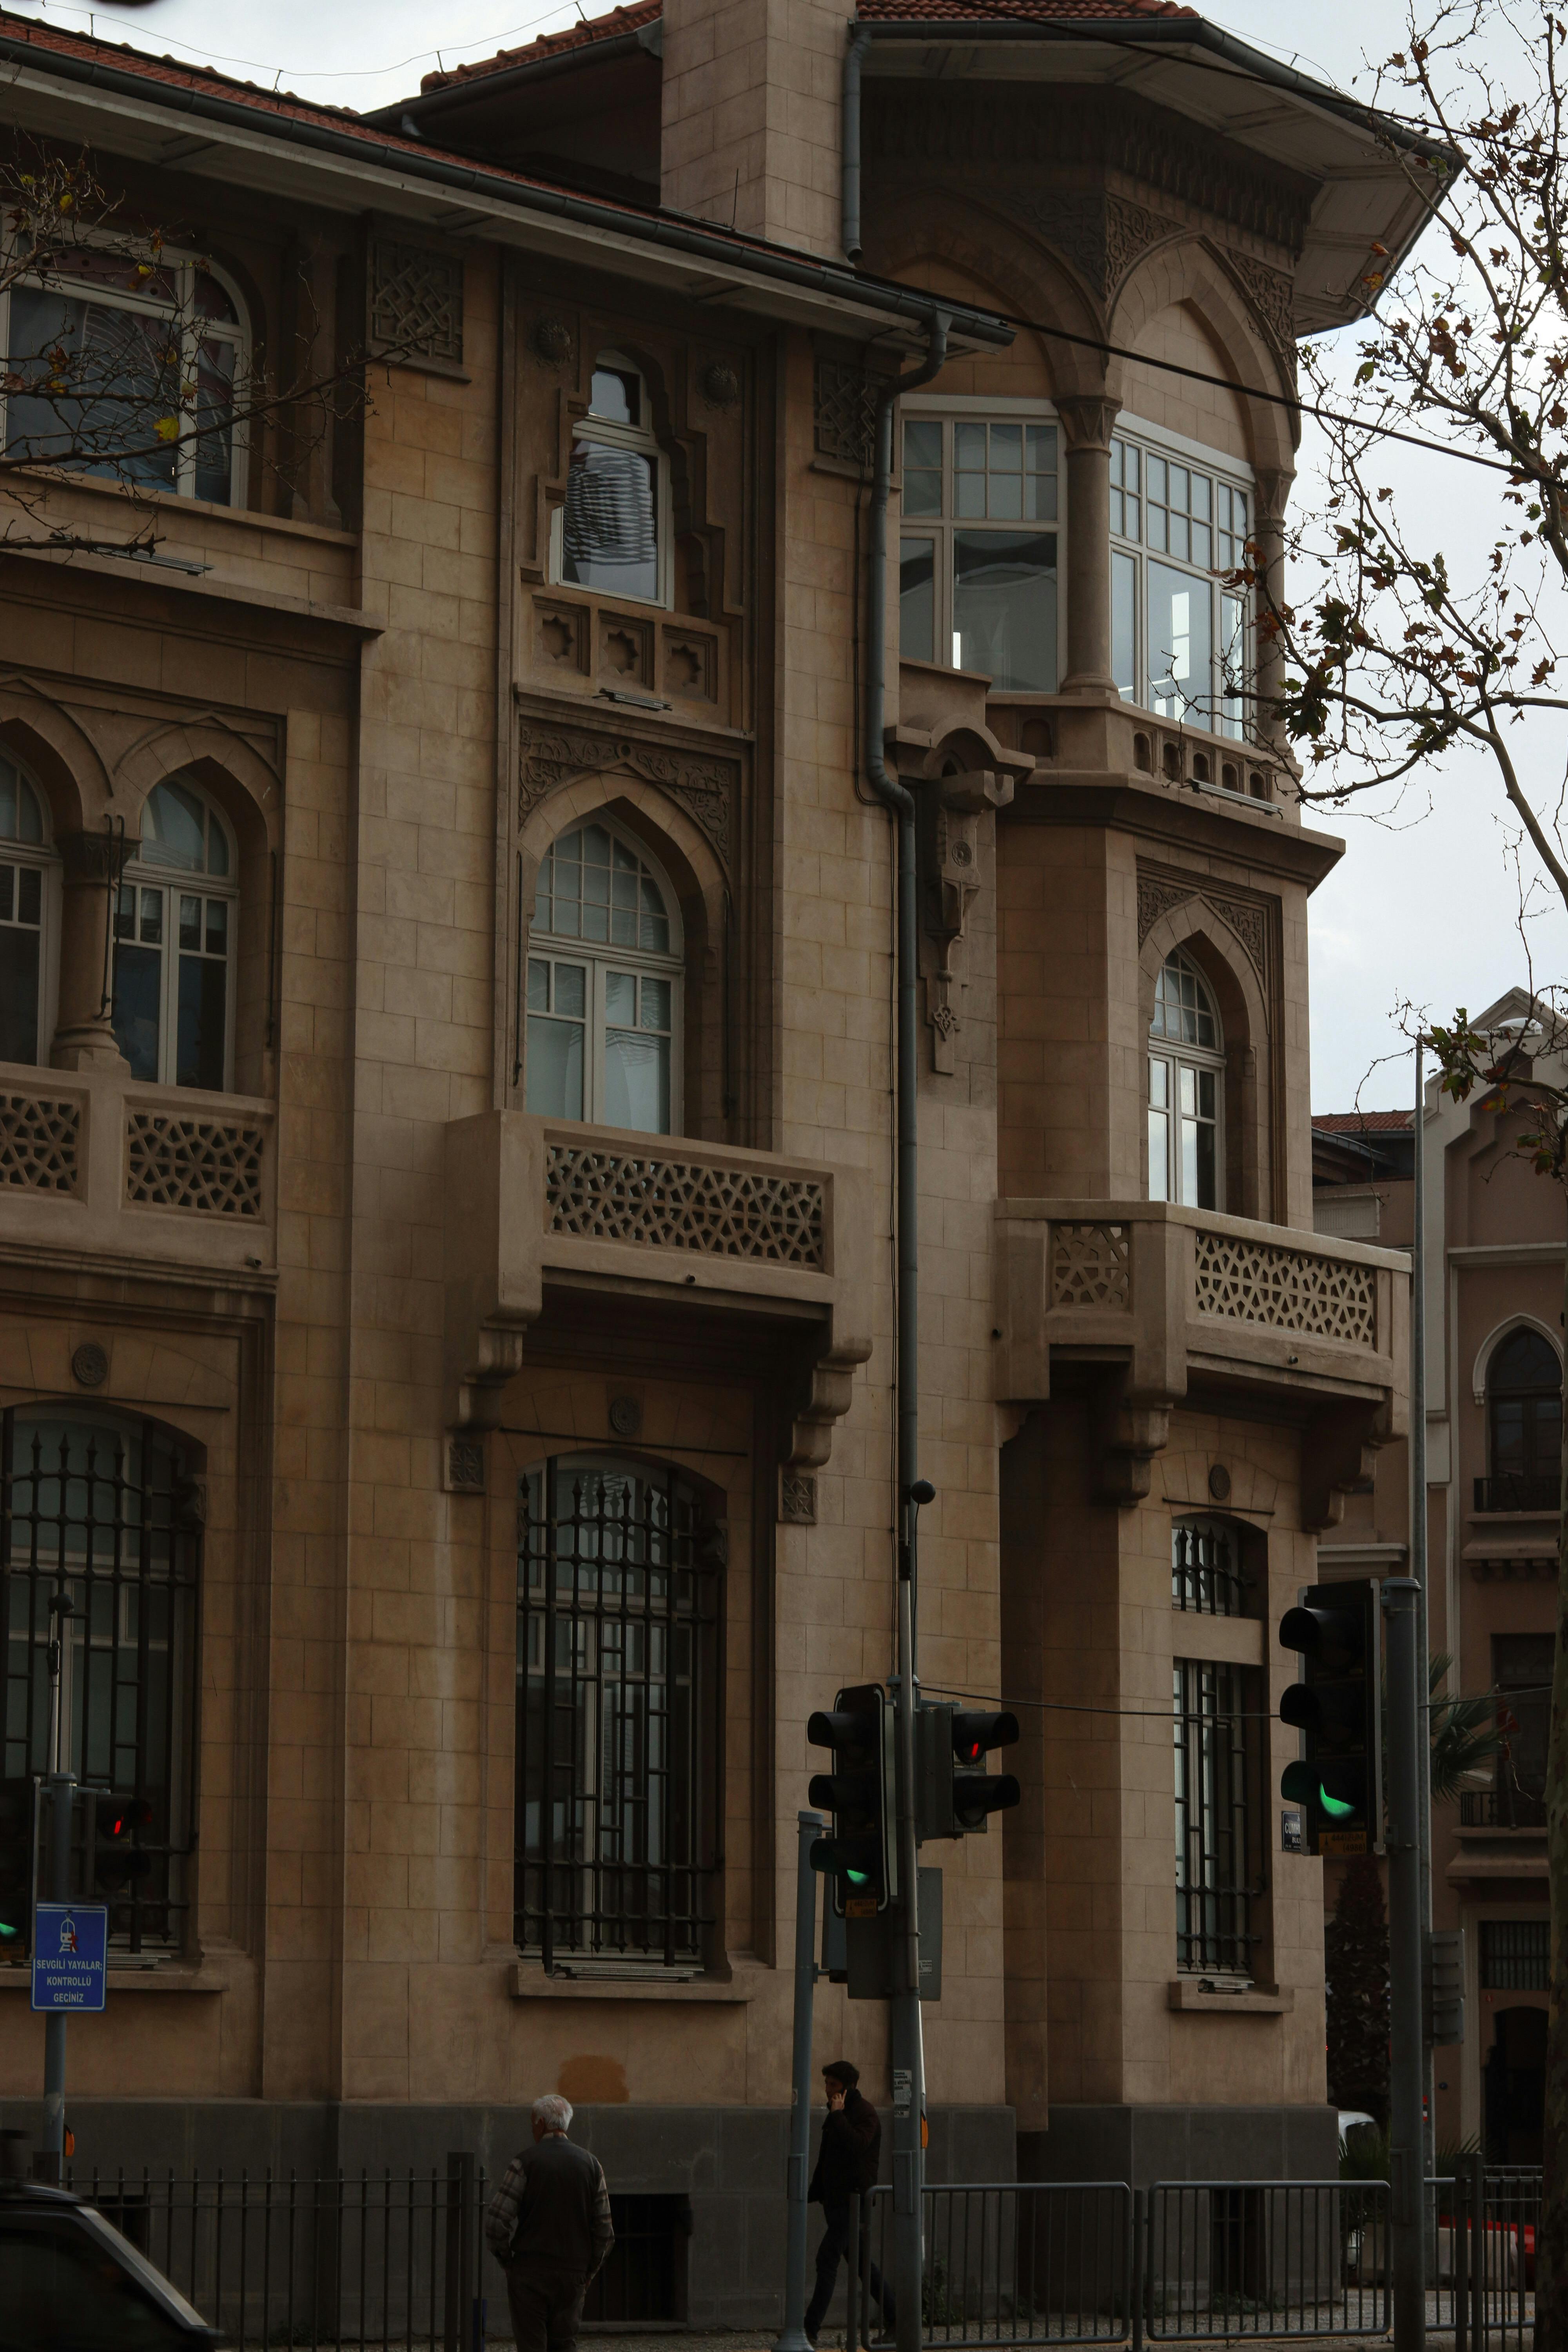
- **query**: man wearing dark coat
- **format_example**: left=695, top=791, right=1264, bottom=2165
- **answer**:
left=803, top=2060, right=895, bottom=2345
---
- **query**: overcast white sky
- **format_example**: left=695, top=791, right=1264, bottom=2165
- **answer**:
left=8, top=0, right=1553, bottom=1112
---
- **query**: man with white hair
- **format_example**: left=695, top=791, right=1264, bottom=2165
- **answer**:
left=485, top=2092, right=615, bottom=2352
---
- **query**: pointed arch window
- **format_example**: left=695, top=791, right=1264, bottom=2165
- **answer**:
left=112, top=773, right=236, bottom=1091
left=526, top=820, right=682, bottom=1134
left=550, top=353, right=668, bottom=606
left=1148, top=949, right=1223, bottom=1209
left=1486, top=1328, right=1562, bottom=1511
left=0, top=750, right=56, bottom=1068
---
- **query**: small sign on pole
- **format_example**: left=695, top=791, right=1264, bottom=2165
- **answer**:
left=31, top=1904, right=108, bottom=2014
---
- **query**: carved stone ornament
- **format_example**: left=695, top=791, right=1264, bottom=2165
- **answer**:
left=71, top=1341, right=108, bottom=1388
left=779, top=1470, right=817, bottom=1526
left=1136, top=870, right=1269, bottom=984
left=446, top=1436, right=486, bottom=1496
left=1002, top=190, right=1181, bottom=302
left=368, top=237, right=465, bottom=365
left=1104, top=194, right=1183, bottom=294
left=1055, top=396, right=1120, bottom=454
left=814, top=359, right=878, bottom=469
left=1223, top=252, right=1296, bottom=359
left=700, top=360, right=741, bottom=413
left=531, top=316, right=573, bottom=368
left=518, top=717, right=736, bottom=871
left=921, top=769, right=1014, bottom=1071
left=608, top=1393, right=642, bottom=1437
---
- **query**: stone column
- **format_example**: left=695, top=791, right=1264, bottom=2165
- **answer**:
left=51, top=829, right=129, bottom=1071
left=1056, top=395, right=1120, bottom=695
left=1252, top=467, right=1294, bottom=756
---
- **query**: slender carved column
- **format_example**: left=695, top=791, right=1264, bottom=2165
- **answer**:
left=1056, top=394, right=1121, bottom=694
left=1252, top=467, right=1294, bottom=755
left=51, top=829, right=129, bottom=1071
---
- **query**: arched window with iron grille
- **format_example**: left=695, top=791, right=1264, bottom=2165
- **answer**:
left=1485, top=1327, right=1562, bottom=1511
left=515, top=1454, right=721, bottom=1971
left=1, top=1410, right=199, bottom=1953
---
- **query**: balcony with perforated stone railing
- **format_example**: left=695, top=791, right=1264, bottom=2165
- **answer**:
left=994, top=1199, right=1408, bottom=1510
left=0, top=1062, right=276, bottom=1277
left=442, top=1113, right=874, bottom=1461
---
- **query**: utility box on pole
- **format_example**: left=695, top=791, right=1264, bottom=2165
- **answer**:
left=1425, top=1929, right=1465, bottom=2047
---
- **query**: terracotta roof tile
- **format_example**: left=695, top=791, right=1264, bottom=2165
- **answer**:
left=418, top=0, right=1198, bottom=96
left=1312, top=1112, right=1415, bottom=1133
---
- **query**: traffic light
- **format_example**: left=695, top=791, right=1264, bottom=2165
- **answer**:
left=915, top=1703, right=1021, bottom=1839
left=93, top=1792, right=154, bottom=1911
left=807, top=1684, right=896, bottom=1914
left=1279, top=1580, right=1381, bottom=1857
left=0, top=1781, right=33, bottom=1953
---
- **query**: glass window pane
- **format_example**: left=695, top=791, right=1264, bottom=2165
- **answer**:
left=1147, top=454, right=1167, bottom=506
left=0, top=923, right=40, bottom=1065
left=954, top=468, right=985, bottom=519
left=1148, top=561, right=1214, bottom=723
left=590, top=366, right=637, bottom=425
left=1024, top=470, right=1057, bottom=522
left=1149, top=1111, right=1169, bottom=1201
left=989, top=422, right=1022, bottom=466
left=955, top=422, right=986, bottom=470
left=899, top=538, right=935, bottom=664
left=1149, top=1057, right=1169, bottom=1109
left=526, top=1016, right=584, bottom=1120
left=140, top=780, right=209, bottom=873
left=527, top=958, right=549, bottom=1013
left=1169, top=464, right=1189, bottom=513
left=1112, top=550, right=1138, bottom=700
left=4, top=285, right=179, bottom=492
left=205, top=899, right=228, bottom=957
left=989, top=470, right=1022, bottom=521
left=1026, top=423, right=1056, bottom=473
left=1194, top=1117, right=1217, bottom=1209
left=1180, top=1066, right=1197, bottom=1117
left=17, top=866, right=41, bottom=927
left=604, top=1028, right=670, bottom=1134
left=1191, top=521, right=1212, bottom=571
left=1147, top=500, right=1167, bottom=554
left=139, top=889, right=163, bottom=946
left=1191, top=472, right=1211, bottom=522
left=1109, top=486, right=1124, bottom=538
left=640, top=976, right=671, bottom=1033
left=1198, top=1069, right=1216, bottom=1118
left=0, top=866, right=11, bottom=924
left=904, top=418, right=942, bottom=471
left=953, top=531, right=1057, bottom=691
left=1180, top=1114, right=1200, bottom=1207
left=1126, top=496, right=1141, bottom=541
left=176, top=953, right=227, bottom=1090
left=903, top=419, right=942, bottom=516
left=178, top=895, right=201, bottom=953
left=561, top=438, right=659, bottom=603
left=194, top=334, right=235, bottom=505
left=1169, top=512, right=1190, bottom=564
left=604, top=969, right=637, bottom=1027
left=113, top=942, right=162, bottom=1081
left=639, top=878, right=670, bottom=955
left=553, top=963, right=586, bottom=1019
left=1221, top=592, right=1247, bottom=740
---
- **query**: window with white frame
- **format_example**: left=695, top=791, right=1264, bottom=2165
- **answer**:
left=2, top=242, right=248, bottom=506
left=551, top=353, right=666, bottom=607
left=0, top=751, right=55, bottom=1068
left=899, top=412, right=1060, bottom=690
left=1110, top=428, right=1251, bottom=739
left=526, top=820, right=681, bottom=1135
left=112, top=774, right=236, bottom=1092
left=1148, top=950, right=1223, bottom=1210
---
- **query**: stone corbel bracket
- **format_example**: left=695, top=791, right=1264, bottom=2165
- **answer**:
left=443, top=1114, right=874, bottom=1470
left=922, top=768, right=1015, bottom=1073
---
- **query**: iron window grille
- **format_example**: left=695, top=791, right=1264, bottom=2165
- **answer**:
left=1481, top=1919, right=1550, bottom=1992
left=515, top=1455, right=720, bottom=1971
left=1171, top=1517, right=1250, bottom=1617
left=1, top=1410, right=198, bottom=1953
left=1173, top=1657, right=1263, bottom=1978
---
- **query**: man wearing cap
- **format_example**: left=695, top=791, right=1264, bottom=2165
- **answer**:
left=804, top=2060, right=894, bottom=2346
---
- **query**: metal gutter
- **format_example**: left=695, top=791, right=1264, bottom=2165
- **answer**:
left=0, top=31, right=1014, bottom=350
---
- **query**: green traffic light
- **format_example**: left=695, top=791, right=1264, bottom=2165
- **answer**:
left=846, top=1867, right=870, bottom=1885
left=1320, top=1787, right=1355, bottom=1820
left=0, top=1923, right=16, bottom=1940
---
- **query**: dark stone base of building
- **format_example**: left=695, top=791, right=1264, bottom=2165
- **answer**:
left=0, top=2097, right=1016, bottom=2329
left=1020, top=2104, right=1341, bottom=2187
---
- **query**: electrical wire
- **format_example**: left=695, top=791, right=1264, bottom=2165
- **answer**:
left=917, top=1677, right=1541, bottom=1724
left=8, top=0, right=582, bottom=84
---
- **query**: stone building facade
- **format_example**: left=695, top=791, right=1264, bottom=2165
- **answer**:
left=0, top=0, right=1423, bottom=2320
left=1314, top=996, right=1561, bottom=2167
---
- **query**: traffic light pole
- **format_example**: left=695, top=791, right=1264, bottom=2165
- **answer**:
left=775, top=1809, right=826, bottom=2352
left=1383, top=1577, right=1426, bottom=2352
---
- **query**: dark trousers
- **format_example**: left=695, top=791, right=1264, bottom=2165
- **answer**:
left=804, top=2198, right=895, bottom=2342
left=504, top=2259, right=590, bottom=2352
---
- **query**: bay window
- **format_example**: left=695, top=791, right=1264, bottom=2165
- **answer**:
left=1110, top=428, right=1251, bottom=737
left=2, top=243, right=247, bottom=506
left=113, top=774, right=236, bottom=1092
left=899, top=411, right=1060, bottom=689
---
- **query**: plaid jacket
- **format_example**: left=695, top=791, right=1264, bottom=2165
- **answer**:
left=485, top=2136, right=614, bottom=2276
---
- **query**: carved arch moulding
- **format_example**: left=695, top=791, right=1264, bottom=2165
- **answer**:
left=1136, top=865, right=1270, bottom=987
left=517, top=710, right=738, bottom=877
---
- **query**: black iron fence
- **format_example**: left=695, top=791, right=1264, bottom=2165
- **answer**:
left=850, top=2169, right=1540, bottom=2351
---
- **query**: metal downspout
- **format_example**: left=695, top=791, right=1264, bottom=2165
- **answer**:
left=865, top=308, right=949, bottom=2352
left=842, top=24, right=871, bottom=261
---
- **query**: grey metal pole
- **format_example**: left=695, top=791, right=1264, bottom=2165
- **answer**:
left=1412, top=1039, right=1435, bottom=2188
left=42, top=1593, right=74, bottom=2174
left=776, top=1809, right=826, bottom=2352
left=1385, top=1576, right=1426, bottom=2352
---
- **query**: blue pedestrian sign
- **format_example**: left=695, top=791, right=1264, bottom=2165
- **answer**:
left=31, top=1904, right=108, bottom=2013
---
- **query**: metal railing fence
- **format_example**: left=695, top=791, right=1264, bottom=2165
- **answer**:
left=68, top=2156, right=488, bottom=2350
left=1143, top=2181, right=1390, bottom=2339
left=856, top=2183, right=1133, bottom=2347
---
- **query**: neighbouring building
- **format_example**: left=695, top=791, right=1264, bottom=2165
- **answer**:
left=0, top=0, right=1427, bottom=2319
left=1314, top=994, right=1560, bottom=2167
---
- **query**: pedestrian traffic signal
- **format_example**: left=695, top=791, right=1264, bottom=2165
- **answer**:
left=807, top=1684, right=896, bottom=1913
left=915, top=1703, right=1021, bottom=1839
left=1279, top=1580, right=1381, bottom=1857
left=93, top=1792, right=154, bottom=1901
left=0, top=1781, right=33, bottom=1953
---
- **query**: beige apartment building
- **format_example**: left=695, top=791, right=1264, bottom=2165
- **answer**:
left=1314, top=993, right=1560, bottom=2169
left=0, top=0, right=1424, bottom=2316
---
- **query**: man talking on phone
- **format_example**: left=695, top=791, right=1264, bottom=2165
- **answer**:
left=803, top=2061, right=895, bottom=2346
